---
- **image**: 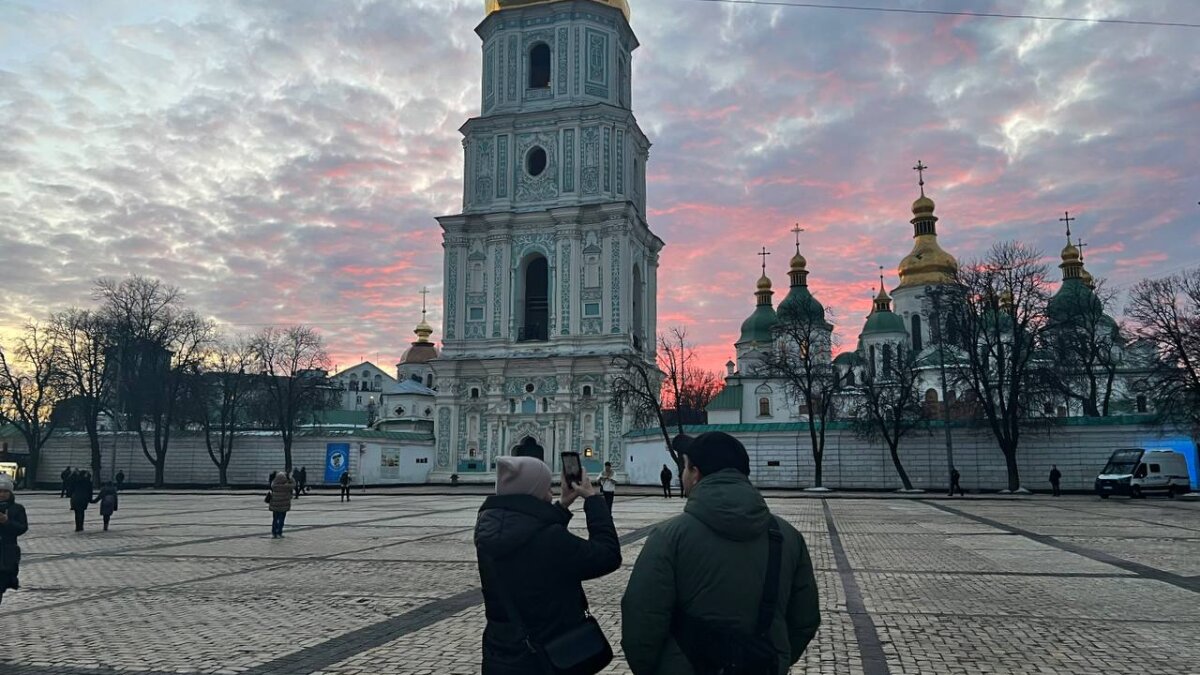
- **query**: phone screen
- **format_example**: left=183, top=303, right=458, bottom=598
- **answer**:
left=561, top=452, right=582, bottom=486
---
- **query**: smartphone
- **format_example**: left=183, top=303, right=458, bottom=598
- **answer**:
left=561, top=451, right=582, bottom=487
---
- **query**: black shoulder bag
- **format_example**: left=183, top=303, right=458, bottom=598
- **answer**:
left=479, top=552, right=613, bottom=675
left=671, top=517, right=785, bottom=675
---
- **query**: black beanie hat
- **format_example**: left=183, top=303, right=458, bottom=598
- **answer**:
left=681, top=431, right=750, bottom=477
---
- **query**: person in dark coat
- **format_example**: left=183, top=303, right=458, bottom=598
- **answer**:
left=949, top=468, right=965, bottom=497
left=60, top=466, right=72, bottom=498
left=339, top=471, right=351, bottom=502
left=268, top=471, right=295, bottom=538
left=0, top=474, right=28, bottom=606
left=70, top=471, right=94, bottom=532
left=660, top=464, right=674, bottom=498
left=622, top=432, right=820, bottom=675
left=292, top=468, right=303, bottom=499
left=475, top=456, right=621, bottom=675
left=299, top=466, right=308, bottom=494
left=115, top=470, right=126, bottom=491
left=1049, top=465, right=1063, bottom=497
left=94, top=482, right=119, bottom=531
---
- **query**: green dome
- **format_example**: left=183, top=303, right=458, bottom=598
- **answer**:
left=738, top=305, right=778, bottom=345
left=1048, top=278, right=1119, bottom=336
left=777, top=287, right=826, bottom=325
left=862, top=309, right=907, bottom=335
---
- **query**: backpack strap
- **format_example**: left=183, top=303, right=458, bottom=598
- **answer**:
left=754, top=517, right=784, bottom=637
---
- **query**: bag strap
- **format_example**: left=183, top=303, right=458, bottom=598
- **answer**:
left=754, top=518, right=784, bottom=637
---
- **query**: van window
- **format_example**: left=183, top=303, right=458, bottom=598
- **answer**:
left=1149, top=463, right=1161, bottom=473
left=1134, top=465, right=1148, bottom=479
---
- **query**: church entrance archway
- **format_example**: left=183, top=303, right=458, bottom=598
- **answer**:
left=519, top=256, right=549, bottom=342
left=512, top=436, right=545, bottom=462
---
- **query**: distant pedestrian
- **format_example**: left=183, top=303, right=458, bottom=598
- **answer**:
left=949, top=468, right=965, bottom=497
left=292, top=468, right=302, bottom=499
left=339, top=471, right=351, bottom=502
left=660, top=464, right=674, bottom=498
left=621, top=432, right=820, bottom=674
left=268, top=471, right=295, bottom=538
left=299, top=466, right=309, bottom=495
left=115, top=470, right=126, bottom=491
left=94, top=482, right=119, bottom=531
left=0, top=473, right=28, bottom=606
left=1049, top=465, right=1062, bottom=497
left=70, top=471, right=95, bottom=532
left=60, top=466, right=72, bottom=498
left=600, top=462, right=618, bottom=511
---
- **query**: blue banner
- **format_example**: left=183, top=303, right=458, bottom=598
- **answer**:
left=325, top=443, right=351, bottom=483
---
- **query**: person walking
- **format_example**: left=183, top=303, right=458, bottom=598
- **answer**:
left=299, top=466, right=309, bottom=495
left=949, top=468, right=965, bottom=497
left=115, top=470, right=126, bottom=491
left=292, top=468, right=303, bottom=499
left=60, top=466, right=72, bottom=498
left=660, top=464, right=674, bottom=499
left=475, top=456, right=621, bottom=675
left=94, top=482, right=119, bottom=532
left=1049, top=465, right=1063, bottom=497
left=621, top=432, right=820, bottom=675
left=599, top=462, right=617, bottom=512
left=339, top=471, right=351, bottom=502
left=268, top=471, right=294, bottom=538
left=70, top=471, right=94, bottom=532
left=0, top=473, right=28, bottom=606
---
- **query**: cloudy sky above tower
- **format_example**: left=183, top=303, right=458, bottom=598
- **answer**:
left=1, top=0, right=1198, bottom=372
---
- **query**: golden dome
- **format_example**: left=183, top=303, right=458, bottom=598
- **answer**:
left=790, top=251, right=807, bottom=271
left=912, top=194, right=936, bottom=216
left=1080, top=267, right=1095, bottom=289
left=1061, top=241, right=1081, bottom=262
left=898, top=239, right=958, bottom=288
left=756, top=274, right=773, bottom=291
left=414, top=319, right=434, bottom=343
left=485, top=0, right=630, bottom=19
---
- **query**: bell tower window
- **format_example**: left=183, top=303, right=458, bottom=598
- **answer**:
left=529, top=43, right=551, bottom=89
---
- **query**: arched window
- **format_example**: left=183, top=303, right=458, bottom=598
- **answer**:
left=882, top=344, right=893, bottom=376
left=519, top=255, right=549, bottom=342
left=925, top=389, right=939, bottom=403
left=759, top=397, right=771, bottom=417
left=541, top=397, right=549, bottom=413
left=529, top=43, right=551, bottom=89
left=470, top=387, right=480, bottom=400
left=582, top=385, right=593, bottom=398
left=425, top=374, right=434, bottom=388
left=869, top=345, right=877, bottom=378
left=1136, top=395, right=1148, bottom=413
left=845, top=370, right=856, bottom=386
left=912, top=315, right=923, bottom=351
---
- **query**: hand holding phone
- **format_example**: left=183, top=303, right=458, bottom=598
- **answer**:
left=561, top=451, right=582, bottom=487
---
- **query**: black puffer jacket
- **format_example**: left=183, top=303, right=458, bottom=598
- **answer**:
left=0, top=497, right=28, bottom=588
left=475, top=494, right=621, bottom=675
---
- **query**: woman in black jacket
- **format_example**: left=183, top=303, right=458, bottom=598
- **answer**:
left=0, top=473, right=28, bottom=605
left=475, top=456, right=621, bottom=675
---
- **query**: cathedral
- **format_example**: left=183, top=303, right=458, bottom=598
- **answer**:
left=415, top=0, right=659, bottom=481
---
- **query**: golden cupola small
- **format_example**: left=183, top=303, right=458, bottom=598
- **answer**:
left=897, top=161, right=959, bottom=289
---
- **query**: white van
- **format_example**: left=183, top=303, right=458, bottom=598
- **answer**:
left=1095, top=449, right=1192, bottom=499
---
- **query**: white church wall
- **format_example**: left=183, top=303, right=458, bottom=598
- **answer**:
left=625, top=437, right=675, bottom=485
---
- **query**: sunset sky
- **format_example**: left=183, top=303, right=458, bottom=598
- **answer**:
left=1, top=0, right=1198, bottom=374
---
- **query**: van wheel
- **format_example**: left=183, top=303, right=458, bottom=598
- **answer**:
left=1131, top=486, right=1143, bottom=499
left=1167, top=486, right=1177, bottom=499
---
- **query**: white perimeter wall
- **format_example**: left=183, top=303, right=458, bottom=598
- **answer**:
left=627, top=424, right=1199, bottom=492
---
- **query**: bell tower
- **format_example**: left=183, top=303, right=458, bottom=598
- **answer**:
left=432, top=0, right=662, bottom=481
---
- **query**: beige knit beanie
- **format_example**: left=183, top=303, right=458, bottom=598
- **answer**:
left=495, top=456, right=552, bottom=499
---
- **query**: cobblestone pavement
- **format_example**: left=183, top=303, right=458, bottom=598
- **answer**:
left=3, top=490, right=1199, bottom=674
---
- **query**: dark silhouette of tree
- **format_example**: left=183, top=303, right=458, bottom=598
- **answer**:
left=1127, top=269, right=1200, bottom=450
left=47, top=309, right=112, bottom=485
left=250, top=325, right=331, bottom=472
left=197, top=336, right=257, bottom=487
left=847, top=345, right=928, bottom=491
left=657, top=327, right=723, bottom=433
left=0, top=322, right=64, bottom=485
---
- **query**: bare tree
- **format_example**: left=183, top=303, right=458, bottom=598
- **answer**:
left=609, top=350, right=681, bottom=474
left=0, top=323, right=64, bottom=485
left=657, top=327, right=724, bottom=432
left=1044, top=280, right=1122, bottom=417
left=250, top=325, right=331, bottom=472
left=762, top=304, right=840, bottom=488
left=47, top=309, right=113, bottom=484
left=97, top=277, right=215, bottom=486
left=847, top=345, right=929, bottom=491
left=1126, top=269, right=1200, bottom=448
left=198, top=336, right=257, bottom=486
left=945, top=242, right=1053, bottom=492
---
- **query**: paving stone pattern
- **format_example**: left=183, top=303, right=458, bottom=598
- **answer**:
left=2, top=491, right=1199, bottom=674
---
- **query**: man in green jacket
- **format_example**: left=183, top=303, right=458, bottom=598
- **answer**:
left=621, top=432, right=820, bottom=674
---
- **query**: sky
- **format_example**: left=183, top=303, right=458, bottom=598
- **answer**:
left=1, top=0, right=1198, bottom=374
